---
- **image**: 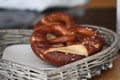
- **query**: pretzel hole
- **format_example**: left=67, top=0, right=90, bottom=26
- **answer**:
left=46, top=34, right=64, bottom=47
left=46, top=34, right=56, bottom=40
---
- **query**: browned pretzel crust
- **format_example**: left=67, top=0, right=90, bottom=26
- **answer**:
left=30, top=12, right=105, bottom=67
left=34, top=12, right=75, bottom=29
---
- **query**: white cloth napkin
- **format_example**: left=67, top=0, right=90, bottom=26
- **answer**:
left=0, top=0, right=89, bottom=12
left=2, top=44, right=56, bottom=70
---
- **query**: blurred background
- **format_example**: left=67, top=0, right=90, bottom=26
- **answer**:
left=0, top=0, right=116, bottom=31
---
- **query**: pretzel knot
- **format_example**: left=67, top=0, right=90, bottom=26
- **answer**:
left=30, top=12, right=105, bottom=67
left=34, top=12, right=75, bottom=29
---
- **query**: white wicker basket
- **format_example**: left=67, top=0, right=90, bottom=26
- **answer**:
left=0, top=25, right=119, bottom=80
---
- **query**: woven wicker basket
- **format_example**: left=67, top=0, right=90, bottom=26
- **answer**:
left=0, top=25, right=119, bottom=80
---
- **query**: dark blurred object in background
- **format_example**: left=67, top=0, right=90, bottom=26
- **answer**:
left=0, top=9, right=38, bottom=29
left=0, top=0, right=116, bottom=31
left=0, top=8, right=86, bottom=29
left=0, top=8, right=116, bottom=31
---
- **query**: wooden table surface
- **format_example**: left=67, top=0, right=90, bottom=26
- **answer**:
left=90, top=54, right=120, bottom=80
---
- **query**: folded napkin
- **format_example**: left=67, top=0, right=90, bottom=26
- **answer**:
left=2, top=44, right=56, bottom=70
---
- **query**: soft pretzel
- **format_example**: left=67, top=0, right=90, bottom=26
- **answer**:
left=30, top=12, right=105, bottom=67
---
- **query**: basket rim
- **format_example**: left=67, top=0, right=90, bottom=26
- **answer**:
left=0, top=25, right=119, bottom=74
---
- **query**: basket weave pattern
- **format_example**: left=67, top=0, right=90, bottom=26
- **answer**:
left=0, top=25, right=119, bottom=80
